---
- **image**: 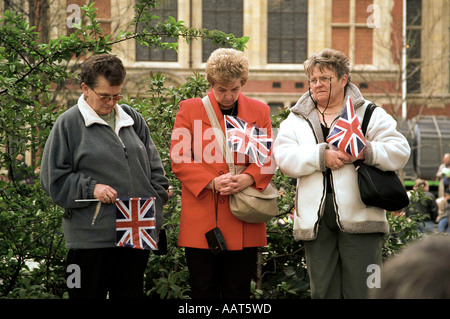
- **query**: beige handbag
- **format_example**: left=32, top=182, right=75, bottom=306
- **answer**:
left=202, top=96, right=279, bottom=223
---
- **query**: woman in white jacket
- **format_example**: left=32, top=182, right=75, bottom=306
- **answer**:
left=274, top=49, right=410, bottom=299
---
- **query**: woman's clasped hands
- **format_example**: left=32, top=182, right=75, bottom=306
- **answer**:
left=325, top=148, right=364, bottom=170
left=209, top=173, right=255, bottom=195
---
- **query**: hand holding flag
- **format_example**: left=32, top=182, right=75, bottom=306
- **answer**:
left=76, top=197, right=158, bottom=251
left=326, top=96, right=366, bottom=159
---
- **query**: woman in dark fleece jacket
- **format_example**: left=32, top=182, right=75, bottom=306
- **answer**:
left=40, top=54, right=169, bottom=299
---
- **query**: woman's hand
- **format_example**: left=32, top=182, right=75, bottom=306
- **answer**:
left=94, top=183, right=118, bottom=203
left=325, top=149, right=353, bottom=170
left=207, top=173, right=255, bottom=195
left=218, top=173, right=254, bottom=195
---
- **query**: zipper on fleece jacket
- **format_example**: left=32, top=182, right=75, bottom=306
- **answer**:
left=118, top=135, right=128, bottom=159
left=303, top=116, right=344, bottom=234
left=329, top=172, right=344, bottom=230
left=312, top=172, right=328, bottom=236
left=91, top=201, right=102, bottom=227
left=303, top=116, right=326, bottom=237
left=106, top=125, right=129, bottom=160
left=109, top=126, right=135, bottom=194
left=91, top=125, right=135, bottom=226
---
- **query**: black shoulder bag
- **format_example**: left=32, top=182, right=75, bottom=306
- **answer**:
left=354, top=104, right=409, bottom=211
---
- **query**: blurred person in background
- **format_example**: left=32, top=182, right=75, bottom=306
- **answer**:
left=372, top=235, right=450, bottom=299
left=436, top=153, right=450, bottom=198
left=404, top=179, right=438, bottom=233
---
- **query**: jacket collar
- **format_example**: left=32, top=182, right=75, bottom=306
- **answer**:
left=77, top=94, right=134, bottom=134
left=201, top=90, right=257, bottom=129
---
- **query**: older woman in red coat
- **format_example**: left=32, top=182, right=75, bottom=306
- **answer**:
left=170, top=48, right=276, bottom=299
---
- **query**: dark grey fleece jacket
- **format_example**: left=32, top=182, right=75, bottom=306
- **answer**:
left=40, top=95, right=169, bottom=249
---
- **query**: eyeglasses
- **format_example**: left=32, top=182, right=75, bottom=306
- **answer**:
left=89, top=86, right=123, bottom=103
left=308, top=76, right=333, bottom=86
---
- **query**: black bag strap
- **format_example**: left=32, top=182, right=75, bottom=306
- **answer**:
left=354, top=103, right=377, bottom=168
left=361, top=103, right=377, bottom=136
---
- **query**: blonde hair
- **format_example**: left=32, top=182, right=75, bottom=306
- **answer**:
left=205, top=48, right=249, bottom=86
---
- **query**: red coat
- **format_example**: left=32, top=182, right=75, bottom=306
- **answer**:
left=170, top=91, right=275, bottom=250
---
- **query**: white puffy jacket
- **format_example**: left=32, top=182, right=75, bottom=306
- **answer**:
left=274, top=83, right=410, bottom=241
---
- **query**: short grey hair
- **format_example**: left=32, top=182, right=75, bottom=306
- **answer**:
left=304, top=48, right=351, bottom=85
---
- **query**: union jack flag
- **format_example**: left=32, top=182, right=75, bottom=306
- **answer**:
left=326, top=96, right=366, bottom=158
left=225, top=115, right=272, bottom=167
left=115, top=197, right=157, bottom=250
